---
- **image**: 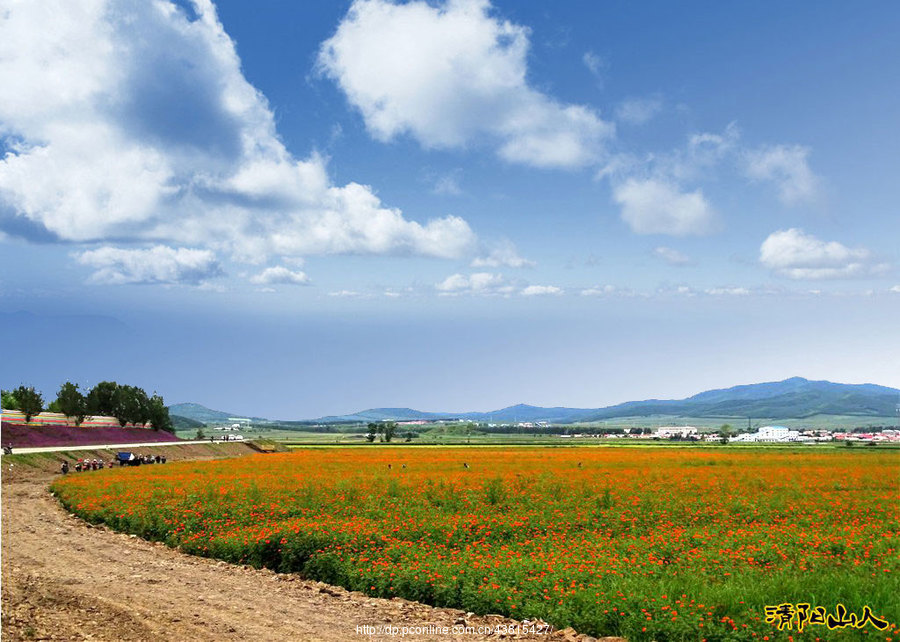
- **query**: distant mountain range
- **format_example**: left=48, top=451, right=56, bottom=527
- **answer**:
left=167, top=402, right=267, bottom=424
left=170, top=377, right=900, bottom=425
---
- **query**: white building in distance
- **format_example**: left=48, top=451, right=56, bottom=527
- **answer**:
left=654, top=426, right=698, bottom=439
left=733, top=426, right=801, bottom=442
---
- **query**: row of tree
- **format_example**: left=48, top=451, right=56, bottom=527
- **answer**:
left=366, top=421, right=398, bottom=442
left=1, top=381, right=173, bottom=432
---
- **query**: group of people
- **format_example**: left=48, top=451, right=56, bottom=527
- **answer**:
left=128, top=453, right=167, bottom=466
left=60, top=453, right=167, bottom=474
left=61, top=458, right=108, bottom=473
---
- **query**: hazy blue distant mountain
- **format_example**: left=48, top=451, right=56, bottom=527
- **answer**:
left=314, top=408, right=450, bottom=423
left=577, top=378, right=900, bottom=421
left=686, top=376, right=896, bottom=403
left=462, top=404, right=595, bottom=423
left=177, top=378, right=900, bottom=425
left=167, top=402, right=265, bottom=424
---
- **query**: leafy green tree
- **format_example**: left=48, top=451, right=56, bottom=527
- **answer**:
left=147, top=394, right=173, bottom=432
left=113, top=385, right=151, bottom=426
left=86, top=381, right=119, bottom=416
left=14, top=385, right=44, bottom=422
left=366, top=421, right=398, bottom=443
left=55, top=381, right=86, bottom=425
left=1, top=389, right=19, bottom=410
left=718, top=423, right=735, bottom=444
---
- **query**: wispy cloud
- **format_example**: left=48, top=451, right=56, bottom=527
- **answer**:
left=471, top=239, right=535, bottom=268
left=615, top=97, right=662, bottom=125
left=653, top=246, right=694, bottom=266
left=600, top=122, right=823, bottom=239
left=704, top=286, right=750, bottom=296
left=745, top=145, right=819, bottom=205
left=431, top=171, right=463, bottom=196
left=582, top=50, right=608, bottom=86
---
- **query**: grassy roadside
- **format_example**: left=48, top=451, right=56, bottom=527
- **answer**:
left=1, top=441, right=284, bottom=481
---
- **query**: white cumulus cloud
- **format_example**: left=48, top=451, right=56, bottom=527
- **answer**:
left=520, top=285, right=562, bottom=296
left=318, top=0, right=613, bottom=169
left=436, top=271, right=515, bottom=296
left=76, top=246, right=221, bottom=285
left=249, top=266, right=311, bottom=286
left=760, top=228, right=886, bottom=279
left=613, top=179, right=715, bottom=236
left=0, top=0, right=478, bottom=284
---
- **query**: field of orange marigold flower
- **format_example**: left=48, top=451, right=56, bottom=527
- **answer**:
left=52, top=447, right=899, bottom=640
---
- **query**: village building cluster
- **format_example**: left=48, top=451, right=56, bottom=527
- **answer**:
left=557, top=424, right=900, bottom=443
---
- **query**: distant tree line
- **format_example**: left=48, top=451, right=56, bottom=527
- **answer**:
left=1, top=381, right=173, bottom=432
left=366, top=421, right=399, bottom=442
left=475, top=424, right=654, bottom=436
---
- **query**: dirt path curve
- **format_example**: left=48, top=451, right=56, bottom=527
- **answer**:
left=1, top=468, right=605, bottom=642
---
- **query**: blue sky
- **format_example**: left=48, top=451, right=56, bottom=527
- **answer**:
left=1, top=0, right=898, bottom=418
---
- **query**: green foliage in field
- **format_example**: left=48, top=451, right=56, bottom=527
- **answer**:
left=52, top=448, right=899, bottom=641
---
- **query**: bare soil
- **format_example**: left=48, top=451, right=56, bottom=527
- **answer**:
left=2, top=448, right=614, bottom=642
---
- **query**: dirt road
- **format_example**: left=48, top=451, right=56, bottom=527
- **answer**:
left=1, top=462, right=607, bottom=642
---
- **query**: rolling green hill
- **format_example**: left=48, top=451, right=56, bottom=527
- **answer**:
left=167, top=403, right=264, bottom=424
left=171, top=414, right=206, bottom=431
left=175, top=378, right=900, bottom=425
